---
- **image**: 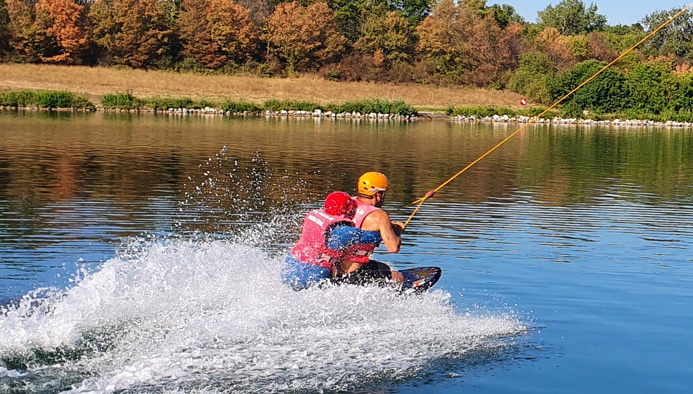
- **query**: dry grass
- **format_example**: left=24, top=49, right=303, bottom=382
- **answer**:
left=0, top=63, right=526, bottom=110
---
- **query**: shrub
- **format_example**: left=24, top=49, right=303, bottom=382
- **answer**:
left=101, top=92, right=141, bottom=110
left=220, top=100, right=262, bottom=114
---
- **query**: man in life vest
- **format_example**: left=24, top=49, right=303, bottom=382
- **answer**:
left=335, top=171, right=405, bottom=285
left=281, top=191, right=383, bottom=290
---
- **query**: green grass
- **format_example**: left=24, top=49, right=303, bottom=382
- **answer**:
left=0, top=89, right=94, bottom=110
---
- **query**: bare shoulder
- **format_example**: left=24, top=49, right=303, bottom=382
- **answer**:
left=361, top=209, right=390, bottom=231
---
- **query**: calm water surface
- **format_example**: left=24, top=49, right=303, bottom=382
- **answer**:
left=1, top=111, right=692, bottom=393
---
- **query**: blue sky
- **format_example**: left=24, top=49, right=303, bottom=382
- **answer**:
left=501, top=1, right=689, bottom=26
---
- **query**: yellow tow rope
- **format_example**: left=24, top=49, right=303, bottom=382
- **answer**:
left=402, top=4, right=693, bottom=230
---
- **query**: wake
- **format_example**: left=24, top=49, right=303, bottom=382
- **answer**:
left=0, top=236, right=526, bottom=393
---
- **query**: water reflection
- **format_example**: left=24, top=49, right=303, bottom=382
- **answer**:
left=2, top=111, right=693, bottom=393
left=1, top=111, right=693, bottom=298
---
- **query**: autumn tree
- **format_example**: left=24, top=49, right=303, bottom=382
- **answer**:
left=586, top=32, right=617, bottom=62
left=89, top=0, right=173, bottom=68
left=0, top=0, right=11, bottom=56
left=4, top=0, right=46, bottom=61
left=415, top=0, right=517, bottom=86
left=177, top=0, right=256, bottom=69
left=415, top=0, right=465, bottom=81
left=33, top=0, right=89, bottom=63
left=508, top=51, right=556, bottom=104
left=262, top=1, right=346, bottom=73
left=354, top=11, right=415, bottom=67
left=534, top=27, right=576, bottom=69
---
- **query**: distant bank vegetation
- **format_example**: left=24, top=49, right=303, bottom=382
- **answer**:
left=1, top=0, right=693, bottom=120
left=0, top=89, right=419, bottom=117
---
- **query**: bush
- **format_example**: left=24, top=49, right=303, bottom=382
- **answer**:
left=549, top=59, right=627, bottom=117
left=36, top=91, right=75, bottom=108
left=0, top=90, right=93, bottom=110
left=220, top=100, right=262, bottom=114
left=101, top=92, right=141, bottom=110
left=263, top=99, right=320, bottom=112
left=0, top=90, right=37, bottom=107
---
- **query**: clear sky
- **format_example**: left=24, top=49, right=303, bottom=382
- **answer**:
left=501, top=1, right=689, bottom=26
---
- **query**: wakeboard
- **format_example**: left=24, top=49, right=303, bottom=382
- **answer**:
left=399, top=266, right=442, bottom=294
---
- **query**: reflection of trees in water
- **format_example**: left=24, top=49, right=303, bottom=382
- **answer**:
left=2, top=117, right=693, bottom=242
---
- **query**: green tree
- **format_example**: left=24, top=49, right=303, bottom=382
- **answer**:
left=640, top=7, right=693, bottom=61
left=549, top=59, right=626, bottom=116
left=623, top=60, right=678, bottom=114
left=327, top=0, right=366, bottom=42
left=89, top=0, right=173, bottom=68
left=326, top=0, right=434, bottom=43
left=390, top=0, right=435, bottom=25
left=508, top=51, right=555, bottom=104
left=537, top=0, right=606, bottom=35
left=602, top=24, right=645, bottom=54
left=354, top=10, right=414, bottom=66
left=490, top=3, right=524, bottom=28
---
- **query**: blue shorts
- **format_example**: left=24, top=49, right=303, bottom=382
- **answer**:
left=281, top=256, right=331, bottom=290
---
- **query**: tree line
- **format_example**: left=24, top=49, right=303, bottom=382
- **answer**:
left=1, top=0, right=692, bottom=119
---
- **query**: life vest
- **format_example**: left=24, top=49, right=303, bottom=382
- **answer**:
left=351, top=197, right=380, bottom=228
left=348, top=197, right=382, bottom=263
left=290, top=209, right=352, bottom=269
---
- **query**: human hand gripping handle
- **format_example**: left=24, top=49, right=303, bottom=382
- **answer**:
left=392, top=221, right=405, bottom=236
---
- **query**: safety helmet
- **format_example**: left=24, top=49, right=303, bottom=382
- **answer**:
left=324, top=191, right=357, bottom=217
left=357, top=172, right=390, bottom=196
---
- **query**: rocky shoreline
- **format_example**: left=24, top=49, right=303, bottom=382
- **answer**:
left=4, top=106, right=693, bottom=128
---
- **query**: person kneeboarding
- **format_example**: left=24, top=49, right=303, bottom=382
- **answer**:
left=281, top=191, right=382, bottom=290
left=335, top=172, right=406, bottom=286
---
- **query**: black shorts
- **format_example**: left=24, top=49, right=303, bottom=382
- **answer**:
left=334, top=260, right=393, bottom=286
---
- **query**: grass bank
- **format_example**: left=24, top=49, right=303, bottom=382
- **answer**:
left=0, top=63, right=526, bottom=112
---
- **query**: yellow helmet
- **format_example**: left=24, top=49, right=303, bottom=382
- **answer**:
left=357, top=172, right=390, bottom=196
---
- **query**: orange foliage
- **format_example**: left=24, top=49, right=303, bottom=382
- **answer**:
left=4, top=0, right=42, bottom=59
left=35, top=0, right=89, bottom=64
left=675, top=62, right=692, bottom=74
left=415, top=0, right=518, bottom=86
left=177, top=0, right=256, bottom=69
left=262, top=1, right=346, bottom=73
left=535, top=27, right=576, bottom=69
left=88, top=0, right=172, bottom=68
left=587, top=32, right=617, bottom=62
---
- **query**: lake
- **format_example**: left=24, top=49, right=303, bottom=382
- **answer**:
left=1, top=111, right=692, bottom=393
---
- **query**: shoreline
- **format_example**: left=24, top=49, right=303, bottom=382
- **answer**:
left=1, top=64, right=690, bottom=127
left=4, top=106, right=692, bottom=129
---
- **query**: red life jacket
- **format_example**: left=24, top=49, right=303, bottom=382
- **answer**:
left=290, top=209, right=352, bottom=269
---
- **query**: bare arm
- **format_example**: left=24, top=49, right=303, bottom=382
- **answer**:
left=361, top=209, right=401, bottom=253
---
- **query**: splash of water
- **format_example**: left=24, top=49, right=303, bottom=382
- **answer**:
left=0, top=236, right=526, bottom=393
left=0, top=147, right=528, bottom=393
